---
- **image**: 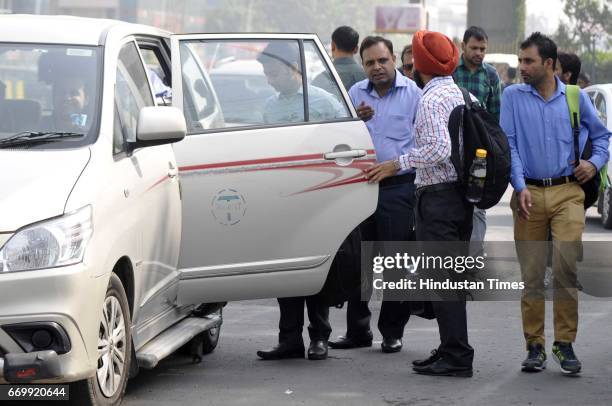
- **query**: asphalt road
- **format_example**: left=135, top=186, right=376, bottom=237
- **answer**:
left=120, top=189, right=612, bottom=406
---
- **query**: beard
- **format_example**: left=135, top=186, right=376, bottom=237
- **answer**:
left=413, top=70, right=426, bottom=89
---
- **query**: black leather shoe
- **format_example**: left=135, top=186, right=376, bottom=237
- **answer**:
left=257, top=343, right=305, bottom=360
left=307, top=340, right=328, bottom=360
left=381, top=337, right=402, bottom=353
left=412, top=349, right=440, bottom=367
left=413, top=358, right=473, bottom=377
left=328, top=334, right=373, bottom=349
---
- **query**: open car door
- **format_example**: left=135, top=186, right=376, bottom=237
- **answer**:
left=170, top=33, right=377, bottom=304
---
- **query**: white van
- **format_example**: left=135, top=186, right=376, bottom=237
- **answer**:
left=0, top=15, right=376, bottom=405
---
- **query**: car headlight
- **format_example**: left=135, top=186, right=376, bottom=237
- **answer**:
left=0, top=206, right=93, bottom=273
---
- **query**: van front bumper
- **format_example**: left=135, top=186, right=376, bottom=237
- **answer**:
left=0, top=263, right=107, bottom=383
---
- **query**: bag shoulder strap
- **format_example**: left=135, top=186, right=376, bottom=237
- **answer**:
left=459, top=87, right=472, bottom=109
left=565, top=84, right=580, bottom=128
left=565, top=84, right=581, bottom=167
left=483, top=63, right=498, bottom=87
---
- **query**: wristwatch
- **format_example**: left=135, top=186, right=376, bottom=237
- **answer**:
left=393, top=158, right=401, bottom=171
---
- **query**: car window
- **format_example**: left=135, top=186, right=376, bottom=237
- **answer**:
left=178, top=39, right=349, bottom=133
left=140, top=47, right=172, bottom=106
left=586, top=91, right=596, bottom=106
left=305, top=40, right=351, bottom=116
left=113, top=42, right=154, bottom=154
left=0, top=43, right=101, bottom=148
left=595, top=93, right=607, bottom=126
left=179, top=44, right=220, bottom=131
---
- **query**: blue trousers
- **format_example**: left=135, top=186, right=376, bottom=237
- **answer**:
left=345, top=178, right=416, bottom=339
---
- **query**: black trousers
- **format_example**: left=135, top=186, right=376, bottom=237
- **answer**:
left=345, top=177, right=416, bottom=339
left=278, top=295, right=331, bottom=346
left=415, top=183, right=474, bottom=368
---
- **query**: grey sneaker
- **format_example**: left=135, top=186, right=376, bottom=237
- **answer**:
left=552, top=342, right=582, bottom=374
left=522, top=343, right=547, bottom=372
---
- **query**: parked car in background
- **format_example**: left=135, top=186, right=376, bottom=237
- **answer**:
left=585, top=84, right=612, bottom=228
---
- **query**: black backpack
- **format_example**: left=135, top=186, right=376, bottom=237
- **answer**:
left=317, top=228, right=361, bottom=308
left=448, top=88, right=511, bottom=209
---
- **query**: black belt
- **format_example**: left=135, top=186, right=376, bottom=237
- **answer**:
left=380, top=172, right=415, bottom=187
left=415, top=182, right=460, bottom=198
left=525, top=175, right=577, bottom=187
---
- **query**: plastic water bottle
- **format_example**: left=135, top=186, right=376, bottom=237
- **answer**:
left=466, top=149, right=487, bottom=203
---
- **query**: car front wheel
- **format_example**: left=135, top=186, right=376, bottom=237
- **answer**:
left=71, top=273, right=132, bottom=406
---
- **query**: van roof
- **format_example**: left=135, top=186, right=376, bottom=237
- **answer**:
left=0, top=14, right=168, bottom=46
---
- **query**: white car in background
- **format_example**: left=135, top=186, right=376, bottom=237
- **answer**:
left=585, top=84, right=612, bottom=228
left=0, top=15, right=376, bottom=406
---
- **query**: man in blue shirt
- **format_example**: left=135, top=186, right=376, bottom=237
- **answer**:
left=501, top=32, right=610, bottom=375
left=328, top=36, right=422, bottom=354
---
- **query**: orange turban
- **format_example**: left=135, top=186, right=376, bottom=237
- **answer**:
left=412, top=30, right=459, bottom=76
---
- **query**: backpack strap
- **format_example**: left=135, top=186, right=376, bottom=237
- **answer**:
left=483, top=63, right=498, bottom=88
left=448, top=104, right=465, bottom=184
left=459, top=87, right=472, bottom=110
left=565, top=84, right=581, bottom=168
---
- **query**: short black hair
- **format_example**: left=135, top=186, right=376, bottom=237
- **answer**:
left=506, top=67, right=517, bottom=80
left=520, top=32, right=557, bottom=70
left=359, top=36, right=393, bottom=59
left=401, top=44, right=412, bottom=61
left=557, top=52, right=581, bottom=85
left=332, top=26, right=360, bottom=53
left=257, top=41, right=301, bottom=72
left=463, top=26, right=488, bottom=43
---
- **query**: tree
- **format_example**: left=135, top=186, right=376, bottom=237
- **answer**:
left=553, top=0, right=612, bottom=81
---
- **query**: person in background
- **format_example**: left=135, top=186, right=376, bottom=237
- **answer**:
left=256, top=41, right=343, bottom=361
left=257, top=41, right=344, bottom=125
left=329, top=36, right=421, bottom=354
left=400, top=44, right=414, bottom=79
left=577, top=72, right=591, bottom=89
left=320, top=25, right=366, bottom=93
left=453, top=26, right=502, bottom=256
left=503, top=67, right=517, bottom=90
left=555, top=52, right=581, bottom=85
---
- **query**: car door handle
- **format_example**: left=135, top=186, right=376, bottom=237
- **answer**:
left=324, top=149, right=367, bottom=160
left=168, top=162, right=179, bottom=179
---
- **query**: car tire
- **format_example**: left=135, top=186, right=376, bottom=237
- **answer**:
left=598, top=191, right=604, bottom=214
left=201, top=309, right=222, bottom=355
left=602, top=187, right=612, bottom=229
left=70, top=273, right=132, bottom=406
left=179, top=309, right=222, bottom=358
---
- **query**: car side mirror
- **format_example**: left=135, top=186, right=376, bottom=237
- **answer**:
left=131, top=106, right=186, bottom=149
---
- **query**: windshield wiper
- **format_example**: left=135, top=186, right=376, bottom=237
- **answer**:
left=0, top=131, right=86, bottom=148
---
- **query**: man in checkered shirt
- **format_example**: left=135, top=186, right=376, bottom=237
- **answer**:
left=367, top=30, right=476, bottom=378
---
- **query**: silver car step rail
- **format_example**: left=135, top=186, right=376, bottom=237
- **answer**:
left=136, top=314, right=221, bottom=369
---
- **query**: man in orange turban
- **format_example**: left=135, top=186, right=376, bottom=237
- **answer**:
left=394, top=30, right=475, bottom=377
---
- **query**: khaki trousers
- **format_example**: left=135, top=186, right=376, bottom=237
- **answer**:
left=510, top=182, right=585, bottom=348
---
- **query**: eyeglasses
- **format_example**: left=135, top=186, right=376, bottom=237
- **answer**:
left=402, top=63, right=413, bottom=71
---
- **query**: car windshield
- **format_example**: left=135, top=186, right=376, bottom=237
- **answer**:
left=0, top=43, right=101, bottom=148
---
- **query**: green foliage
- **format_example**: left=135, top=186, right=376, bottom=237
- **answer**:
left=553, top=0, right=612, bottom=82
left=554, top=0, right=611, bottom=52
